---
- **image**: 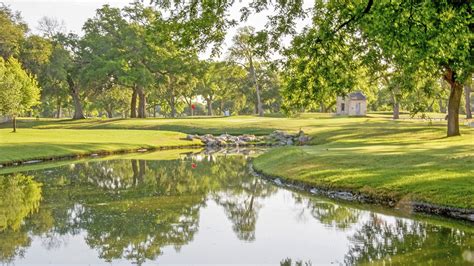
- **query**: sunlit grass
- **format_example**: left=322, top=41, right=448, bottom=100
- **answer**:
left=0, top=128, right=200, bottom=164
left=1, top=113, right=472, bottom=209
left=253, top=121, right=474, bottom=209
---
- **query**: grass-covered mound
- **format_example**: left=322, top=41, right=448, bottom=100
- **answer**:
left=253, top=117, right=473, bottom=209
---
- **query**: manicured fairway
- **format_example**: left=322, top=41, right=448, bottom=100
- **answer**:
left=1, top=114, right=473, bottom=210
left=0, top=128, right=200, bottom=164
left=253, top=117, right=474, bottom=209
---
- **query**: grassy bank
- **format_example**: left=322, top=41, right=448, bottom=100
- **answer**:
left=253, top=120, right=474, bottom=209
left=0, top=128, right=200, bottom=165
left=1, top=114, right=473, bottom=210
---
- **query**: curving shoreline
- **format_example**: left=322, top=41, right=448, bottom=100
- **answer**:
left=1, top=143, right=472, bottom=222
left=0, top=144, right=204, bottom=169
left=250, top=163, right=474, bottom=222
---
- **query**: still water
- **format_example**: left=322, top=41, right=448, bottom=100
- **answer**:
left=0, top=149, right=473, bottom=265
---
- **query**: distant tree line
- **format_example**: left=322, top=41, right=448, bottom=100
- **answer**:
left=0, top=1, right=472, bottom=136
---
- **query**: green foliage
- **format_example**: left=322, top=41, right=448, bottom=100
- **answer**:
left=0, top=5, right=27, bottom=59
left=0, top=153, right=273, bottom=264
left=92, top=85, right=132, bottom=118
left=0, top=57, right=41, bottom=117
left=0, top=174, right=41, bottom=232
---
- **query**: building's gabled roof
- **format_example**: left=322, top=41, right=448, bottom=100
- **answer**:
left=349, top=92, right=366, bottom=100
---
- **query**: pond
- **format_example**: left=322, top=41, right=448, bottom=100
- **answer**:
left=0, top=149, right=473, bottom=265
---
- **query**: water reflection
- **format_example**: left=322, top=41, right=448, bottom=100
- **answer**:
left=0, top=174, right=41, bottom=263
left=0, top=151, right=472, bottom=265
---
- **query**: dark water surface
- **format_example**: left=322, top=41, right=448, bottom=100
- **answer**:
left=0, top=149, right=473, bottom=265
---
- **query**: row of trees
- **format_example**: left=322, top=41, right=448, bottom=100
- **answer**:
left=149, top=0, right=472, bottom=137
left=0, top=1, right=472, bottom=136
left=1, top=157, right=471, bottom=264
left=0, top=4, right=281, bottom=123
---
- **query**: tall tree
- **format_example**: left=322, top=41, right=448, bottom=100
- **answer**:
left=229, top=27, right=269, bottom=116
left=155, top=0, right=472, bottom=136
left=36, top=17, right=66, bottom=39
left=0, top=57, right=41, bottom=132
left=0, top=5, right=27, bottom=60
left=358, top=1, right=472, bottom=136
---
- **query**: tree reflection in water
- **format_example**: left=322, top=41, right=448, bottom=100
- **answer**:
left=0, top=152, right=472, bottom=265
left=292, top=193, right=473, bottom=265
left=291, top=193, right=361, bottom=230
left=0, top=174, right=41, bottom=263
left=210, top=155, right=276, bottom=241
left=344, top=212, right=474, bottom=265
left=0, top=153, right=276, bottom=264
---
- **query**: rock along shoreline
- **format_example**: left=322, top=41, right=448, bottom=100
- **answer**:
left=250, top=163, right=474, bottom=223
left=186, top=130, right=311, bottom=147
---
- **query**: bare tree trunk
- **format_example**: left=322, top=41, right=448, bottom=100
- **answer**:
left=206, top=97, right=213, bottom=116
left=67, top=75, right=85, bottom=120
left=439, top=98, right=446, bottom=113
left=137, top=86, right=146, bottom=118
left=106, top=108, right=113, bottom=118
left=170, top=98, right=177, bottom=118
left=464, top=85, right=472, bottom=119
left=390, top=90, right=400, bottom=119
left=71, top=88, right=85, bottom=119
left=130, top=87, right=137, bottom=118
left=138, top=160, right=146, bottom=183
left=56, top=98, right=62, bottom=118
left=444, top=68, right=462, bottom=137
left=131, top=160, right=138, bottom=186
left=319, top=102, right=326, bottom=113
left=249, top=56, right=263, bottom=117
left=12, top=116, right=16, bottom=133
left=428, top=100, right=435, bottom=112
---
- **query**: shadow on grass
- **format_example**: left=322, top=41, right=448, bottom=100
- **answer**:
left=0, top=142, right=176, bottom=165
left=266, top=144, right=473, bottom=208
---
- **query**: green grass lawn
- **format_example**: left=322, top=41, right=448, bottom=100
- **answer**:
left=1, top=113, right=473, bottom=209
left=0, top=128, right=200, bottom=164
left=253, top=116, right=474, bottom=209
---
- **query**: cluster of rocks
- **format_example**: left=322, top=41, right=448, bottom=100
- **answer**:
left=268, top=130, right=311, bottom=146
left=186, top=130, right=311, bottom=147
left=186, top=133, right=265, bottom=147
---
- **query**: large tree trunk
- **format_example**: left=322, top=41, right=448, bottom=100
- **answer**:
left=106, top=108, right=113, bottom=118
left=131, top=160, right=138, bottom=186
left=170, top=98, right=177, bottom=118
left=444, top=68, right=462, bottom=137
left=464, top=85, right=472, bottom=119
left=137, top=86, right=146, bottom=118
left=71, top=90, right=85, bottom=119
left=67, top=75, right=85, bottom=120
left=319, top=102, right=326, bottom=113
left=390, top=90, right=400, bottom=119
left=249, top=56, right=263, bottom=117
left=56, top=98, right=62, bottom=118
left=130, top=87, right=137, bottom=118
left=206, top=97, right=213, bottom=116
left=138, top=160, right=146, bottom=183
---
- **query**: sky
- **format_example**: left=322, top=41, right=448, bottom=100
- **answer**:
left=2, top=0, right=312, bottom=59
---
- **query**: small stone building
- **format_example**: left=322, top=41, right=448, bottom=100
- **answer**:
left=336, top=92, right=367, bottom=116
